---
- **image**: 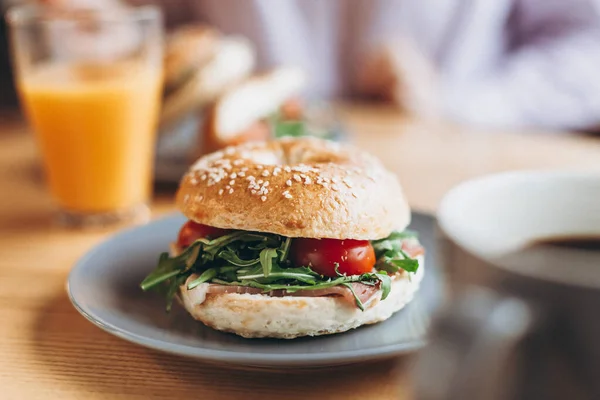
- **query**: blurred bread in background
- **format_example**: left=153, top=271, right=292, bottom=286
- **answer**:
left=158, top=24, right=321, bottom=163
left=201, top=67, right=306, bottom=154
left=160, top=27, right=255, bottom=129
left=163, top=25, right=218, bottom=95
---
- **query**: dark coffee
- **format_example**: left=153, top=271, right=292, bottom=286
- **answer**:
left=491, top=235, right=600, bottom=281
left=531, top=236, right=600, bottom=251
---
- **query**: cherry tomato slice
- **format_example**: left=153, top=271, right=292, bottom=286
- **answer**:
left=289, top=238, right=376, bottom=277
left=177, top=221, right=230, bottom=248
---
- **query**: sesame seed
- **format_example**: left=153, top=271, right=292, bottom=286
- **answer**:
left=304, top=177, right=312, bottom=185
left=257, top=165, right=264, bottom=170
left=228, top=188, right=234, bottom=194
left=251, top=190, right=257, bottom=194
left=282, top=190, right=292, bottom=199
left=229, top=180, right=235, bottom=185
left=233, top=159, right=244, bottom=166
left=343, top=178, right=353, bottom=188
left=293, top=174, right=301, bottom=182
left=286, top=180, right=292, bottom=186
left=183, top=194, right=190, bottom=203
left=230, top=173, right=237, bottom=179
left=284, top=166, right=291, bottom=172
left=257, top=179, right=263, bottom=184
left=261, top=195, right=267, bottom=202
left=201, top=175, right=207, bottom=181
left=263, top=181, right=270, bottom=187
left=332, top=184, right=340, bottom=191
left=238, top=171, right=246, bottom=177
left=352, top=192, right=358, bottom=198
left=261, top=170, right=270, bottom=177
left=218, top=189, right=224, bottom=195
left=225, top=185, right=230, bottom=190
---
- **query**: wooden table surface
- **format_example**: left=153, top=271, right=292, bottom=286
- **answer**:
left=1, top=104, right=599, bottom=400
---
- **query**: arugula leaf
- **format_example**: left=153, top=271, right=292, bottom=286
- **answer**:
left=165, top=274, right=187, bottom=312
left=212, top=273, right=376, bottom=292
left=140, top=252, right=183, bottom=291
left=140, top=229, right=420, bottom=312
left=274, top=120, right=306, bottom=138
left=259, top=248, right=278, bottom=277
left=372, top=230, right=418, bottom=253
left=218, top=249, right=259, bottom=267
left=236, top=262, right=318, bottom=284
left=376, top=257, right=419, bottom=274
left=376, top=273, right=392, bottom=300
left=187, top=268, right=218, bottom=290
left=140, top=232, right=277, bottom=291
left=278, top=237, right=292, bottom=263
left=371, top=230, right=420, bottom=274
left=342, top=283, right=365, bottom=311
left=268, top=112, right=337, bottom=140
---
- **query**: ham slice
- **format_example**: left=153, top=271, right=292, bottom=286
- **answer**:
left=402, top=240, right=425, bottom=258
left=183, top=275, right=382, bottom=308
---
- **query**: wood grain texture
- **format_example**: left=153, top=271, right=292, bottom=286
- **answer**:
left=1, top=103, right=599, bottom=399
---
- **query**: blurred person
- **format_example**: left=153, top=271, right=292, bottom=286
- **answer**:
left=31, top=0, right=600, bottom=131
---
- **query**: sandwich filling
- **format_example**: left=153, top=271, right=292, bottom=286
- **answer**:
left=140, top=221, right=423, bottom=311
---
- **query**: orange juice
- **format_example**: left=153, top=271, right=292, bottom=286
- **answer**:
left=19, top=62, right=162, bottom=213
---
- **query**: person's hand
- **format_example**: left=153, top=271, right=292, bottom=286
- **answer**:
left=356, top=38, right=440, bottom=119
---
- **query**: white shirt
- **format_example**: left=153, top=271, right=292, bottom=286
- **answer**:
left=148, top=0, right=600, bottom=130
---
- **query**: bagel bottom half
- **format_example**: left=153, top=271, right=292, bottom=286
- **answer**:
left=178, top=256, right=424, bottom=339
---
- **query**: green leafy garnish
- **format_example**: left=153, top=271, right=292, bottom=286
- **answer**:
left=372, top=230, right=420, bottom=274
left=186, top=268, right=218, bottom=290
left=140, top=229, right=420, bottom=311
left=259, top=248, right=278, bottom=277
left=274, top=120, right=307, bottom=138
left=342, top=283, right=365, bottom=311
left=268, top=112, right=337, bottom=140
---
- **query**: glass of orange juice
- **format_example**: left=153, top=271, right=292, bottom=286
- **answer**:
left=7, top=5, right=163, bottom=228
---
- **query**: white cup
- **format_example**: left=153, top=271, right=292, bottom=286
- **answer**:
left=413, top=170, right=600, bottom=400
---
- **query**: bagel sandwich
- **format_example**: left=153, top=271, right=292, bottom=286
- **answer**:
left=160, top=25, right=255, bottom=129
left=199, top=66, right=308, bottom=155
left=141, top=137, right=424, bottom=339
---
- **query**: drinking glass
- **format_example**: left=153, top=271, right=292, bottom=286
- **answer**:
left=8, top=5, right=163, bottom=227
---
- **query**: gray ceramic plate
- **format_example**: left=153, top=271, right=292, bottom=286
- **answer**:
left=67, top=212, right=443, bottom=368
